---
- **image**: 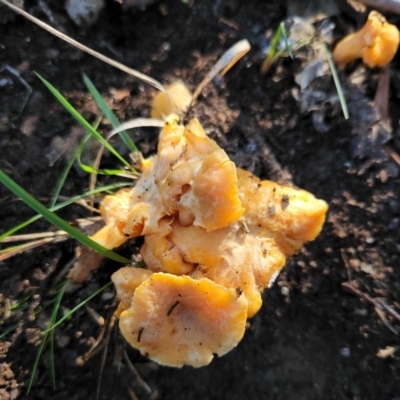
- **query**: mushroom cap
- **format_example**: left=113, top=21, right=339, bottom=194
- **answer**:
left=333, top=11, right=400, bottom=68
left=178, top=149, right=244, bottom=231
left=151, top=80, right=193, bottom=120
left=362, top=17, right=400, bottom=67
left=118, top=273, right=248, bottom=367
left=168, top=220, right=286, bottom=318
left=236, top=168, right=329, bottom=256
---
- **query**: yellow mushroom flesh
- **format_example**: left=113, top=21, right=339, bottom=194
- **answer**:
left=90, top=81, right=329, bottom=367
left=333, top=11, right=400, bottom=68
left=117, top=273, right=248, bottom=368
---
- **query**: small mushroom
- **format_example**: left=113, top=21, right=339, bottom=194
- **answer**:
left=90, top=188, right=132, bottom=249
left=151, top=80, right=193, bottom=120
left=117, top=273, right=248, bottom=367
left=333, top=11, right=400, bottom=68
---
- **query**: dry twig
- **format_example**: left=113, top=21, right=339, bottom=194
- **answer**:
left=342, top=281, right=400, bottom=334
left=357, top=0, right=400, bottom=15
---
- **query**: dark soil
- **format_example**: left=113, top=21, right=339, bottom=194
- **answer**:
left=1, top=1, right=400, bottom=399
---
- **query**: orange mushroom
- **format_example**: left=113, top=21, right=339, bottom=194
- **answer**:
left=151, top=80, right=193, bottom=120
left=333, top=11, right=400, bottom=68
left=116, top=273, right=248, bottom=367
left=140, top=168, right=328, bottom=317
left=91, top=113, right=244, bottom=249
left=90, top=188, right=132, bottom=249
left=90, top=81, right=328, bottom=367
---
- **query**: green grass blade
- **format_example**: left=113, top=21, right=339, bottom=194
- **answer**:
left=280, top=22, right=293, bottom=59
left=44, top=282, right=112, bottom=333
left=0, top=182, right=129, bottom=242
left=83, top=74, right=138, bottom=152
left=49, top=327, right=56, bottom=388
left=35, top=73, right=131, bottom=168
left=261, top=23, right=285, bottom=73
left=27, top=281, right=68, bottom=394
left=27, top=336, right=48, bottom=394
left=50, top=152, right=77, bottom=208
left=49, top=116, right=102, bottom=207
left=0, top=169, right=131, bottom=264
left=74, top=127, right=137, bottom=177
left=0, top=324, right=19, bottom=339
left=322, top=42, right=349, bottom=119
left=78, top=163, right=129, bottom=176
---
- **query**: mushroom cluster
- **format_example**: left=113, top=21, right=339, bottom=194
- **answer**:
left=333, top=11, right=400, bottom=68
left=91, top=83, right=329, bottom=367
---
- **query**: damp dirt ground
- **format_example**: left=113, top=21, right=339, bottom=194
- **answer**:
left=0, top=1, right=400, bottom=399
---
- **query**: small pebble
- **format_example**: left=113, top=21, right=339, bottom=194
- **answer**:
left=340, top=347, right=351, bottom=357
left=388, top=218, right=399, bottom=230
left=349, top=259, right=360, bottom=269
left=353, top=308, right=368, bottom=316
left=281, top=286, right=289, bottom=296
left=101, top=291, right=114, bottom=301
left=360, top=262, right=376, bottom=276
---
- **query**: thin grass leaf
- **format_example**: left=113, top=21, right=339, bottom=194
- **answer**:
left=0, top=238, right=65, bottom=262
left=280, top=22, right=293, bottom=59
left=83, top=74, right=138, bottom=152
left=4, top=295, right=32, bottom=313
left=27, top=281, right=68, bottom=394
left=0, top=169, right=131, bottom=264
left=49, top=154, right=75, bottom=208
left=35, top=73, right=131, bottom=168
left=0, top=324, right=19, bottom=339
left=3, top=65, right=32, bottom=127
left=88, top=141, right=105, bottom=210
left=0, top=182, right=129, bottom=242
left=0, top=0, right=180, bottom=115
left=74, top=130, right=136, bottom=178
left=261, top=24, right=285, bottom=74
left=50, top=116, right=102, bottom=207
left=188, top=40, right=250, bottom=112
left=78, top=163, right=130, bottom=176
left=1, top=231, right=69, bottom=243
left=322, top=42, right=349, bottom=120
left=49, top=327, right=56, bottom=388
left=44, top=282, right=112, bottom=333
